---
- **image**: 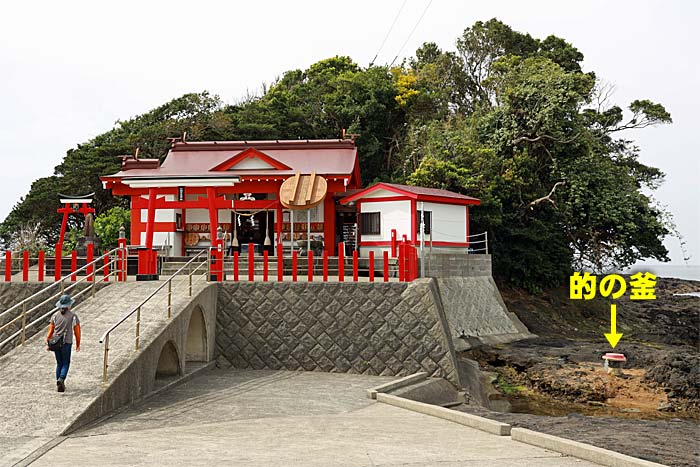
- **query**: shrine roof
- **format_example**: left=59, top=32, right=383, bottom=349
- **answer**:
left=103, top=139, right=359, bottom=181
left=339, top=183, right=480, bottom=206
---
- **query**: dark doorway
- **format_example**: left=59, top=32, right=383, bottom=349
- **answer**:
left=231, top=211, right=274, bottom=254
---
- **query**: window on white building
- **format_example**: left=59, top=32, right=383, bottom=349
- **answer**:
left=360, top=212, right=381, bottom=235
left=416, top=210, right=432, bottom=235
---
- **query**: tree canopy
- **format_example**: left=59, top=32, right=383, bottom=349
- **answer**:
left=0, top=19, right=673, bottom=291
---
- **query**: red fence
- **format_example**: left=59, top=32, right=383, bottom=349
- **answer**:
left=207, top=241, right=418, bottom=283
left=1, top=244, right=127, bottom=283
left=0, top=241, right=419, bottom=284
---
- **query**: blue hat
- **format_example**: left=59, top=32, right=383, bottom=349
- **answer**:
left=56, top=294, right=75, bottom=309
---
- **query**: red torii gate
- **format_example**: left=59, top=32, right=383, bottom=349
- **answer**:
left=55, top=194, right=95, bottom=280
left=134, top=187, right=234, bottom=280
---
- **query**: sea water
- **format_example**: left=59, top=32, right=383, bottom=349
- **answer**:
left=623, top=264, right=700, bottom=282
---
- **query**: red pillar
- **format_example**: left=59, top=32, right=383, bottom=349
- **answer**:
left=323, top=195, right=335, bottom=256
left=263, top=250, right=269, bottom=282
left=338, top=243, right=344, bottom=282
left=103, top=250, right=110, bottom=282
left=233, top=251, right=239, bottom=281
left=248, top=243, right=254, bottom=282
left=144, top=188, right=157, bottom=250
left=352, top=250, right=358, bottom=282
left=139, top=188, right=158, bottom=279
left=391, top=229, right=397, bottom=258
left=369, top=250, right=374, bottom=282
left=57, top=204, right=71, bottom=245
left=292, top=250, right=298, bottom=282
left=38, top=250, right=45, bottom=282
left=4, top=250, right=10, bottom=282
left=383, top=251, right=389, bottom=282
left=22, top=251, right=29, bottom=282
left=323, top=250, right=328, bottom=282
left=54, top=247, right=62, bottom=281
left=277, top=243, right=283, bottom=282
left=307, top=251, right=313, bottom=282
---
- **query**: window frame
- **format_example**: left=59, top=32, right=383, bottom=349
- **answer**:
left=416, top=210, right=432, bottom=235
left=360, top=211, right=381, bottom=235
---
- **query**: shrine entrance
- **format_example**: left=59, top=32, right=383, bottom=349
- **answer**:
left=230, top=210, right=275, bottom=255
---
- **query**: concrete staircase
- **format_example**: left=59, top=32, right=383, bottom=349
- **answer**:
left=0, top=279, right=210, bottom=466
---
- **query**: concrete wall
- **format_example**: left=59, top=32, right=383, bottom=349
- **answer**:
left=434, top=277, right=532, bottom=351
left=216, top=280, right=460, bottom=385
left=421, top=252, right=492, bottom=277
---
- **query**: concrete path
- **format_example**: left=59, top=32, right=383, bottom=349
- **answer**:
left=0, top=279, right=208, bottom=466
left=31, top=370, right=602, bottom=467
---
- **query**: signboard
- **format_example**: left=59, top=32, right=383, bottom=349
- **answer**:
left=178, top=186, right=185, bottom=202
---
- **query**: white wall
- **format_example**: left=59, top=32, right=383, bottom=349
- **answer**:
left=421, top=202, right=466, bottom=243
left=360, top=200, right=411, bottom=242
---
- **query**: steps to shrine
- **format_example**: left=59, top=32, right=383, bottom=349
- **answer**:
left=0, top=279, right=213, bottom=465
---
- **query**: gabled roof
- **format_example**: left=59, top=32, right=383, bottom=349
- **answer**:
left=102, top=139, right=361, bottom=187
left=339, top=183, right=480, bottom=206
left=209, top=147, right=292, bottom=171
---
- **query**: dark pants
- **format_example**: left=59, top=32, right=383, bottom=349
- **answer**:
left=53, top=343, right=72, bottom=381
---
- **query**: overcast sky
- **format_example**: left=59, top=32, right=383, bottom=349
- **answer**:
left=0, top=0, right=697, bottom=266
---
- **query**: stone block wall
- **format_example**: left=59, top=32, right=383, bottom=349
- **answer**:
left=216, top=280, right=458, bottom=384
left=420, top=252, right=492, bottom=277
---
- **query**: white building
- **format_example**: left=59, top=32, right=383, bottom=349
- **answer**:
left=339, top=183, right=480, bottom=257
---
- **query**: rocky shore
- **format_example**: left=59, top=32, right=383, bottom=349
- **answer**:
left=458, top=277, right=699, bottom=467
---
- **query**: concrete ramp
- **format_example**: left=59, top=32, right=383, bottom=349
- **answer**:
left=435, top=277, right=533, bottom=351
left=0, top=279, right=214, bottom=466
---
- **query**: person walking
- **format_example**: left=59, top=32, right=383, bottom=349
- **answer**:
left=46, top=294, right=81, bottom=392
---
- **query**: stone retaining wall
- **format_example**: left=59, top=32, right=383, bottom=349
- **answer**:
left=216, top=280, right=459, bottom=384
left=421, top=253, right=492, bottom=277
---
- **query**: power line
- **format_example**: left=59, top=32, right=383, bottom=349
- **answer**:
left=370, top=0, right=408, bottom=66
left=389, top=0, right=433, bottom=67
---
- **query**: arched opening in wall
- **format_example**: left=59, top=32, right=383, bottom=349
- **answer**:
left=186, top=306, right=208, bottom=363
left=155, top=340, right=181, bottom=380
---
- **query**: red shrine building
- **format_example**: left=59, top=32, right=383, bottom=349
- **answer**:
left=101, top=139, right=362, bottom=259
left=101, top=138, right=480, bottom=273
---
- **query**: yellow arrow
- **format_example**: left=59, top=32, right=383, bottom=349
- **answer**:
left=604, top=304, right=623, bottom=349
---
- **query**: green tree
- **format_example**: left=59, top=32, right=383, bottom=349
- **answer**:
left=94, top=207, right=131, bottom=250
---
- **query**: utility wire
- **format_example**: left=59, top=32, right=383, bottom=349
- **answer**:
left=389, top=0, right=433, bottom=67
left=369, top=0, right=408, bottom=66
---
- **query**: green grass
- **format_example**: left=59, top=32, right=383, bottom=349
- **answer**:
left=496, top=375, right=527, bottom=395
